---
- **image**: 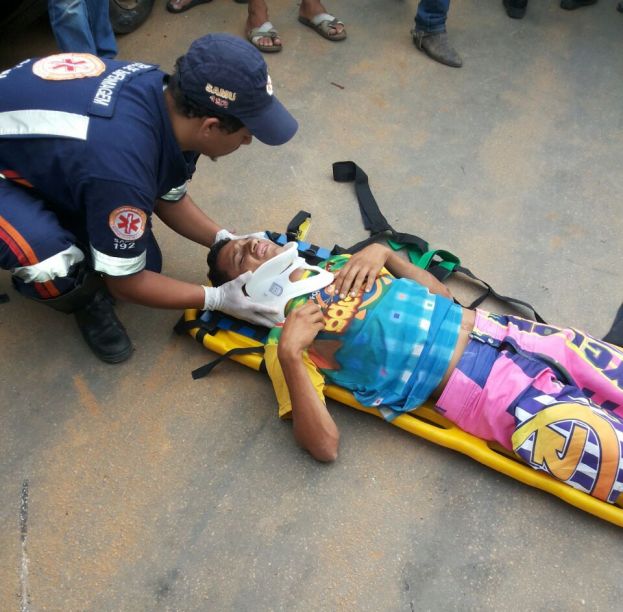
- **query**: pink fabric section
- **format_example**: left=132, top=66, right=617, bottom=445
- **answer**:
left=473, top=310, right=623, bottom=417
left=436, top=310, right=623, bottom=450
left=437, top=354, right=532, bottom=450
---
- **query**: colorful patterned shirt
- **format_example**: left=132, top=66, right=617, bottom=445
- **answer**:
left=264, top=254, right=462, bottom=421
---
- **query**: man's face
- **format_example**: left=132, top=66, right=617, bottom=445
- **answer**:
left=198, top=121, right=253, bottom=160
left=216, top=238, right=285, bottom=281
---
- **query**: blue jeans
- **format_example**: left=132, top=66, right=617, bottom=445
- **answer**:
left=414, top=0, right=451, bottom=33
left=48, top=0, right=117, bottom=58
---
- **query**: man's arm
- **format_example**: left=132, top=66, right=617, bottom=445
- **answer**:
left=277, top=302, right=340, bottom=462
left=106, top=194, right=280, bottom=322
left=332, top=243, right=452, bottom=299
left=384, top=251, right=452, bottom=299
left=154, top=193, right=221, bottom=248
left=104, top=269, right=205, bottom=309
left=105, top=268, right=280, bottom=327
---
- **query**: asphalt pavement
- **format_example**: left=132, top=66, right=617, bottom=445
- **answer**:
left=1, top=1, right=622, bottom=610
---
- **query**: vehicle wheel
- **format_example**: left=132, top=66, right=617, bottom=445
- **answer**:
left=109, top=0, right=154, bottom=35
left=0, top=0, right=47, bottom=30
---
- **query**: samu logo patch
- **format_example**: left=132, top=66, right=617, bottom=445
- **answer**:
left=32, top=53, right=105, bottom=80
left=109, top=206, right=147, bottom=241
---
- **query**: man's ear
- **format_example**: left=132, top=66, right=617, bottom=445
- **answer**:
left=199, top=116, right=221, bottom=139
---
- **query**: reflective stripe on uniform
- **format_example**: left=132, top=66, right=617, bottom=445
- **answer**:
left=90, top=245, right=146, bottom=276
left=0, top=212, right=61, bottom=297
left=0, top=109, right=89, bottom=140
left=159, top=182, right=188, bottom=202
left=12, top=245, right=85, bottom=282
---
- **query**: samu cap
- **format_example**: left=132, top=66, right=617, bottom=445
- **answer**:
left=175, top=33, right=298, bottom=146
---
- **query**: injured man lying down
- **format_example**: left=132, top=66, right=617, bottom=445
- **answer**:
left=207, top=236, right=623, bottom=505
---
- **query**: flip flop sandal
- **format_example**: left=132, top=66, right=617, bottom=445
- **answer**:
left=166, top=0, right=212, bottom=13
left=297, top=13, right=347, bottom=41
left=247, top=21, right=283, bottom=53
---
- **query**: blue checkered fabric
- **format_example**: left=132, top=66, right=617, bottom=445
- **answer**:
left=313, top=276, right=462, bottom=421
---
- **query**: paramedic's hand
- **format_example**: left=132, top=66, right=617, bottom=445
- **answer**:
left=202, top=272, right=281, bottom=327
left=213, top=228, right=266, bottom=245
left=279, top=301, right=325, bottom=357
left=332, top=243, right=390, bottom=298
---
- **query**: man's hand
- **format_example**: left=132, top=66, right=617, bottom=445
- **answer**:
left=276, top=301, right=338, bottom=462
left=332, top=243, right=391, bottom=298
left=278, top=301, right=325, bottom=358
left=213, top=228, right=266, bottom=245
left=203, top=271, right=281, bottom=327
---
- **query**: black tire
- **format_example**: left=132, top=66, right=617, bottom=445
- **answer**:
left=0, top=0, right=47, bottom=30
left=109, top=0, right=154, bottom=35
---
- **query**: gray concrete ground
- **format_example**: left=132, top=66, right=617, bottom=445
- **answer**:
left=1, top=1, right=623, bottom=610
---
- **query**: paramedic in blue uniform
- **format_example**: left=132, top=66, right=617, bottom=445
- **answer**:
left=0, top=34, right=297, bottom=363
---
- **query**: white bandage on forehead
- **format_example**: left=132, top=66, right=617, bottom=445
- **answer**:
left=12, top=245, right=85, bottom=282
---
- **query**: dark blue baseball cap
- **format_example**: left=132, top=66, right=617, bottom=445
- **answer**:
left=175, top=33, right=298, bottom=146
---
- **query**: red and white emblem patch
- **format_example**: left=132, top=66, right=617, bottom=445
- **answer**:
left=109, top=207, right=147, bottom=241
left=32, top=53, right=106, bottom=81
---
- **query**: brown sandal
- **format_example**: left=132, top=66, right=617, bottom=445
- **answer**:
left=247, top=22, right=282, bottom=53
left=297, top=13, right=346, bottom=41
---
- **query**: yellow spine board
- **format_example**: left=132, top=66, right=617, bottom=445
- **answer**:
left=185, top=309, right=623, bottom=528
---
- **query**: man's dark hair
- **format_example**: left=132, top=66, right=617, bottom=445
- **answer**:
left=167, top=65, right=245, bottom=134
left=206, top=238, right=232, bottom=287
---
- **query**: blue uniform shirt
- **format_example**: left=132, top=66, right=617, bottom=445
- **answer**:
left=0, top=53, right=197, bottom=276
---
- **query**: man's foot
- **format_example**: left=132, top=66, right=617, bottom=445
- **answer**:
left=560, top=0, right=597, bottom=9
left=298, top=0, right=346, bottom=40
left=247, top=22, right=282, bottom=52
left=503, top=0, right=528, bottom=19
left=74, top=290, right=133, bottom=363
left=166, top=0, right=212, bottom=13
left=412, top=31, right=462, bottom=68
left=246, top=0, right=281, bottom=51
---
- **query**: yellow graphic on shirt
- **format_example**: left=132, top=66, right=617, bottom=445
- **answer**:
left=512, top=403, right=621, bottom=501
left=314, top=273, right=391, bottom=334
left=305, top=274, right=391, bottom=370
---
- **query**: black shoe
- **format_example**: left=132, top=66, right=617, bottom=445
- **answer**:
left=74, top=290, right=133, bottom=363
left=603, top=304, right=623, bottom=348
left=503, top=0, right=528, bottom=18
left=560, top=0, right=597, bottom=9
left=412, top=31, right=462, bottom=68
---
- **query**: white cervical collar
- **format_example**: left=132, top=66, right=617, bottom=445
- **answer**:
left=245, top=242, right=334, bottom=322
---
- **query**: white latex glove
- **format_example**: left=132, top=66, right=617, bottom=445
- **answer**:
left=202, top=271, right=282, bottom=327
left=213, top=228, right=266, bottom=245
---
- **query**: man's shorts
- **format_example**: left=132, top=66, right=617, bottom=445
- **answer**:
left=0, top=178, right=162, bottom=300
left=0, top=177, right=78, bottom=298
left=436, top=310, right=623, bottom=503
